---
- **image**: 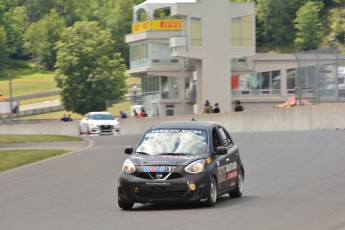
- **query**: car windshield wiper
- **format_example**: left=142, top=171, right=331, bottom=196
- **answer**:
left=136, top=151, right=150, bottom=155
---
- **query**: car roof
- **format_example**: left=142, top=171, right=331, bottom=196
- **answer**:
left=150, top=120, right=219, bottom=130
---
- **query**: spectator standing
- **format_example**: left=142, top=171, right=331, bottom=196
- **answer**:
left=213, top=103, right=220, bottom=113
left=139, top=107, right=148, bottom=118
left=133, top=109, right=139, bottom=118
left=132, top=84, right=138, bottom=102
left=234, top=100, right=244, bottom=112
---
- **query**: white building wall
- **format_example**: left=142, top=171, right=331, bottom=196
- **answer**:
left=198, top=0, right=231, bottom=112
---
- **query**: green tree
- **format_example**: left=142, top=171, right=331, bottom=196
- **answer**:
left=55, top=21, right=127, bottom=115
left=52, top=0, right=79, bottom=26
left=327, top=8, right=345, bottom=45
left=104, top=0, right=140, bottom=67
left=2, top=6, right=29, bottom=59
left=294, top=1, right=324, bottom=50
left=0, top=25, right=8, bottom=68
left=256, top=0, right=305, bottom=46
left=24, top=0, right=55, bottom=22
left=24, top=9, right=66, bottom=70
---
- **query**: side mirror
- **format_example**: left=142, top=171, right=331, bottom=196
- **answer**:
left=215, top=146, right=227, bottom=155
left=124, top=147, right=133, bottom=154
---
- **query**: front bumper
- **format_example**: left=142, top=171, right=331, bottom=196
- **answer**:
left=118, top=171, right=211, bottom=204
left=89, top=125, right=120, bottom=135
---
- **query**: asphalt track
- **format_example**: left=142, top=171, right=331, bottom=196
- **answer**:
left=1, top=131, right=345, bottom=230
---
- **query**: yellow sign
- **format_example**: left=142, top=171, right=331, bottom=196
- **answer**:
left=132, top=20, right=183, bottom=33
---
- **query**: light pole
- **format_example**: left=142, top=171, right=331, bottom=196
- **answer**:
left=8, top=74, right=13, bottom=124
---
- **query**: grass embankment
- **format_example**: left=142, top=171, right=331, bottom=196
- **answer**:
left=1, top=66, right=139, bottom=119
left=0, top=68, right=57, bottom=96
left=0, top=134, right=84, bottom=172
left=0, top=149, right=69, bottom=172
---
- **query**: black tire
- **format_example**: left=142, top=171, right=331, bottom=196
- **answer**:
left=205, top=176, right=217, bottom=207
left=229, top=169, right=244, bottom=198
left=118, top=198, right=134, bottom=210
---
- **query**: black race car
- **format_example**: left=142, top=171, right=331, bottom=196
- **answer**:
left=117, top=120, right=244, bottom=209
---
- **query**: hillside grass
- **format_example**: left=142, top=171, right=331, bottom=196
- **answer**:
left=0, top=68, right=57, bottom=96
left=0, top=134, right=83, bottom=143
left=19, top=95, right=60, bottom=105
left=1, top=63, right=140, bottom=119
left=0, top=149, right=69, bottom=172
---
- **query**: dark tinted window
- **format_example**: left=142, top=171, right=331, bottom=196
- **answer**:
left=218, top=127, right=232, bottom=147
left=90, top=113, right=114, bottom=120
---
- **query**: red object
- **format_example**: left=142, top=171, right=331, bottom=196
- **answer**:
left=231, top=75, right=239, bottom=89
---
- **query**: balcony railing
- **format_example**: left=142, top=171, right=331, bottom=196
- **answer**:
left=130, top=58, right=179, bottom=69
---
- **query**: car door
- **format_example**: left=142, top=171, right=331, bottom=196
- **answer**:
left=212, top=126, right=229, bottom=192
left=217, top=126, right=239, bottom=190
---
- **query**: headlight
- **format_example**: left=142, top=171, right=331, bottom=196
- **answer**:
left=185, top=159, right=205, bottom=174
left=122, top=159, right=136, bottom=174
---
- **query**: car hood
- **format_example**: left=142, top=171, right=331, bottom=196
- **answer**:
left=130, top=153, right=206, bottom=166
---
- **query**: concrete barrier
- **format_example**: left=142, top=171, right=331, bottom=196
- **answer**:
left=1, top=103, right=345, bottom=136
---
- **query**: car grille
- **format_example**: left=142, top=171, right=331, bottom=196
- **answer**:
left=137, top=172, right=183, bottom=180
left=100, top=125, right=113, bottom=131
left=131, top=185, right=187, bottom=200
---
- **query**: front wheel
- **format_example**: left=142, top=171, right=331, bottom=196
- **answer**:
left=205, top=176, right=217, bottom=207
left=118, top=198, right=134, bottom=210
left=229, top=169, right=244, bottom=198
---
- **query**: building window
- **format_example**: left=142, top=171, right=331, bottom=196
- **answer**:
left=185, top=77, right=196, bottom=102
left=129, top=42, right=148, bottom=68
left=161, top=76, right=179, bottom=99
left=166, top=104, right=174, bottom=116
left=142, top=76, right=180, bottom=100
left=272, top=70, right=281, bottom=95
left=231, top=15, right=254, bottom=46
left=287, top=69, right=296, bottom=94
left=190, top=17, right=201, bottom=47
left=232, top=70, right=284, bottom=95
left=151, top=43, right=178, bottom=64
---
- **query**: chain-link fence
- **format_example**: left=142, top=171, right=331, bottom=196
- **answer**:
left=295, top=47, right=345, bottom=104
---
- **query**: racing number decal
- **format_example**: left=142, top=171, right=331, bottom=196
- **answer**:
left=217, top=162, right=237, bottom=183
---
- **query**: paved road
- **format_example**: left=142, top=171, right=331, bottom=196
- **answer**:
left=0, top=140, right=89, bottom=151
left=19, top=100, right=61, bottom=112
left=1, top=131, right=345, bottom=230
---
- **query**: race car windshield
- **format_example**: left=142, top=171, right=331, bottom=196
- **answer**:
left=136, top=129, right=208, bottom=155
left=90, top=114, right=114, bottom=120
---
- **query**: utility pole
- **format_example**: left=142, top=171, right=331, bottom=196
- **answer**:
left=8, top=74, right=13, bottom=124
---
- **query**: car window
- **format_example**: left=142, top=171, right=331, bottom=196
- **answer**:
left=90, top=113, right=114, bottom=120
left=218, top=127, right=233, bottom=147
left=136, top=128, right=209, bottom=155
left=212, top=127, right=222, bottom=152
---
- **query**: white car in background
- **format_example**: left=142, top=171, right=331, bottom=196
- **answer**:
left=79, top=112, right=120, bottom=136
